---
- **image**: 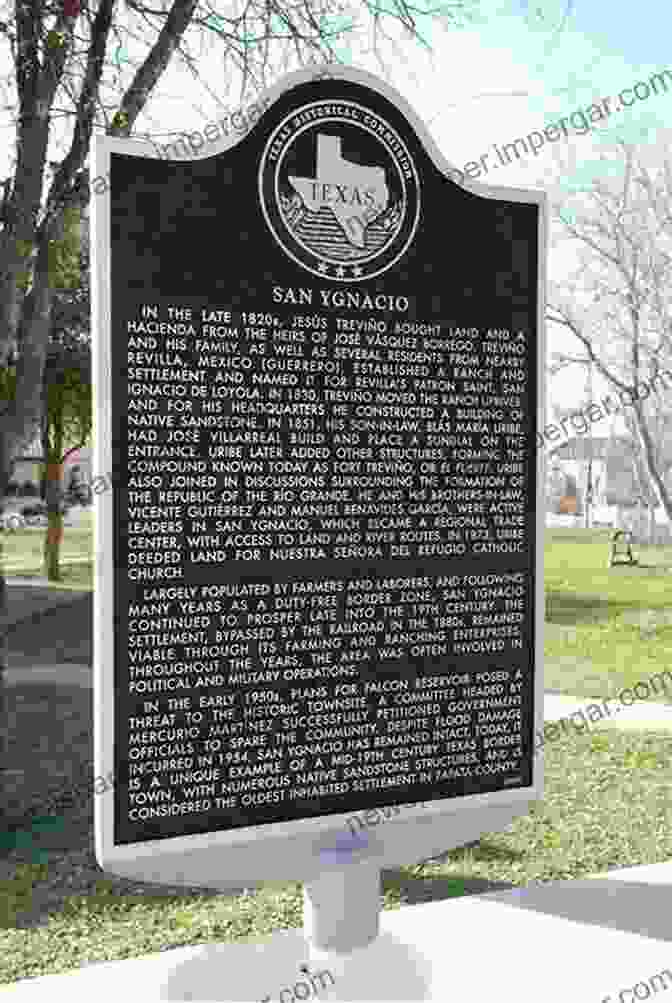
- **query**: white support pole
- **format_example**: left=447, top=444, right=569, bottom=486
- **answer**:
left=302, top=855, right=382, bottom=1001
left=303, top=856, right=381, bottom=954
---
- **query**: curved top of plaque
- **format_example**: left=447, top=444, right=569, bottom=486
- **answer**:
left=96, top=63, right=545, bottom=291
left=101, top=63, right=545, bottom=206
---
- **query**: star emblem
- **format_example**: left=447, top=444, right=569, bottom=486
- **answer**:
left=318, top=261, right=329, bottom=273
left=336, top=266, right=346, bottom=278
left=352, top=265, right=363, bottom=277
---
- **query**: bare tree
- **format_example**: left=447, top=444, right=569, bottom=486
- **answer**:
left=0, top=0, right=485, bottom=822
left=545, top=138, right=672, bottom=529
left=0, top=0, right=483, bottom=484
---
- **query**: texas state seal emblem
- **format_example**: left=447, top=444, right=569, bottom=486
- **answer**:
left=258, top=100, right=420, bottom=282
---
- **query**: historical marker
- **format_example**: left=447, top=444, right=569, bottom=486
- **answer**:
left=93, top=67, right=545, bottom=860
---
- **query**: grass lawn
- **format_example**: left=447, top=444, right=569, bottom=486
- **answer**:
left=2, top=720, right=671, bottom=984
left=4, top=521, right=671, bottom=704
left=1, top=524, right=672, bottom=983
left=544, top=528, right=672, bottom=702
left=1, top=511, right=93, bottom=590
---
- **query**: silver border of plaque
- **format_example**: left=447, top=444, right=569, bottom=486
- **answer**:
left=92, top=64, right=546, bottom=888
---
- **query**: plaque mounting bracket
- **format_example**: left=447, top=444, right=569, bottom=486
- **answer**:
left=301, top=828, right=383, bottom=999
left=304, top=828, right=381, bottom=954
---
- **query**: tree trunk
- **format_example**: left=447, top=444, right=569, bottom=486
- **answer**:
left=0, top=568, right=7, bottom=828
left=584, top=460, right=592, bottom=530
left=632, top=403, right=672, bottom=523
left=0, top=269, right=23, bottom=366
left=0, top=241, right=52, bottom=825
left=44, top=463, right=64, bottom=582
left=0, top=430, right=11, bottom=829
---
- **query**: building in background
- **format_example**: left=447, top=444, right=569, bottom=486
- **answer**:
left=7, top=434, right=93, bottom=499
left=547, top=435, right=671, bottom=540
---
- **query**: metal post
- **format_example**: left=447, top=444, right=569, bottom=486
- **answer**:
left=303, top=855, right=381, bottom=954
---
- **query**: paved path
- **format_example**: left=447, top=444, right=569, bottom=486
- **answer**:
left=543, top=691, right=672, bottom=730
left=6, top=589, right=92, bottom=666
left=5, top=583, right=90, bottom=627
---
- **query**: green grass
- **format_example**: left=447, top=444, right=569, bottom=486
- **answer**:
left=544, top=528, right=672, bottom=701
left=2, top=726, right=672, bottom=983
left=1, top=513, right=93, bottom=588
left=1, top=523, right=672, bottom=983
left=4, top=524, right=671, bottom=696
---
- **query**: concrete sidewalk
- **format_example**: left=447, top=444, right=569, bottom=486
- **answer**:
left=5, top=581, right=90, bottom=627
left=3, top=857, right=672, bottom=1000
left=543, top=690, right=672, bottom=731
left=5, top=587, right=672, bottom=998
left=4, top=662, right=94, bottom=687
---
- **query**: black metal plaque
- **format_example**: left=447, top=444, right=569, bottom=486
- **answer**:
left=108, top=74, right=540, bottom=845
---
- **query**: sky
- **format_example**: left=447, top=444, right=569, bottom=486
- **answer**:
left=2, top=0, right=671, bottom=427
